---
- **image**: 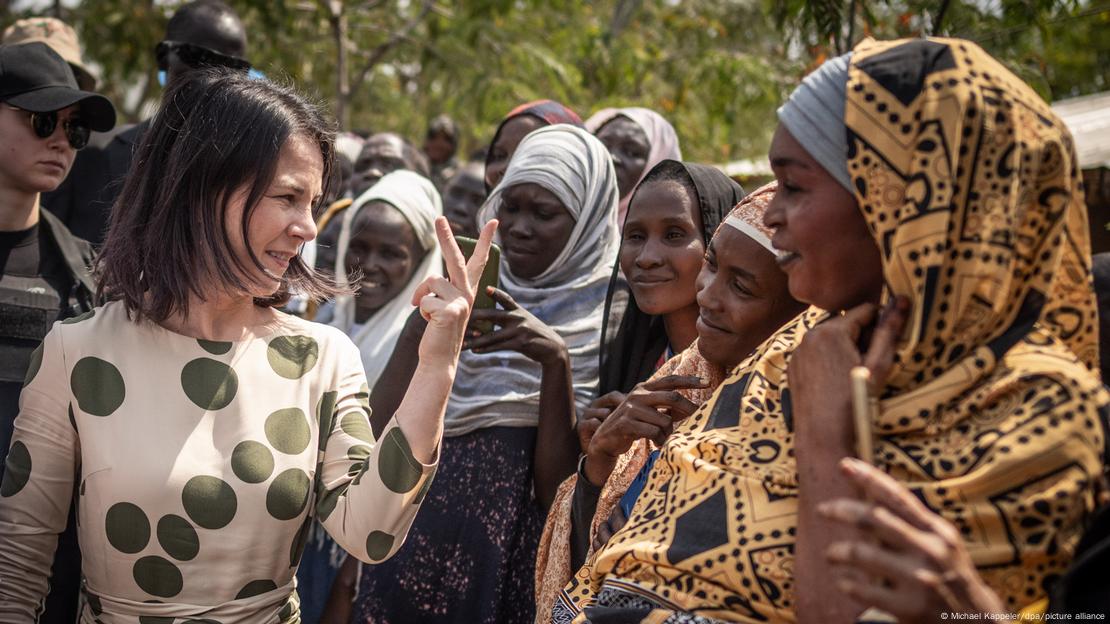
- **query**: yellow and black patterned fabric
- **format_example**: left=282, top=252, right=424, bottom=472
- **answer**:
left=554, top=37, right=1107, bottom=623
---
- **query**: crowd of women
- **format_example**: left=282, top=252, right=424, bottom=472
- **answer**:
left=0, top=3, right=1108, bottom=624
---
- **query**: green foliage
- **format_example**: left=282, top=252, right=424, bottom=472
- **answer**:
left=767, top=0, right=1110, bottom=100
left=1, top=0, right=1105, bottom=163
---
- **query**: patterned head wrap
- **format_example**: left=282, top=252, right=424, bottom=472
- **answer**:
left=721, top=181, right=777, bottom=254
left=483, top=99, right=584, bottom=192
left=506, top=99, right=584, bottom=127
left=555, top=38, right=1107, bottom=622
left=586, top=107, right=683, bottom=224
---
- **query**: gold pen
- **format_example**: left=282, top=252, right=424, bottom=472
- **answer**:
left=850, top=366, right=875, bottom=465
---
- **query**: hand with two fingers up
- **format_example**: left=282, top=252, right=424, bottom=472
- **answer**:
left=410, top=217, right=499, bottom=367
left=393, top=216, right=499, bottom=464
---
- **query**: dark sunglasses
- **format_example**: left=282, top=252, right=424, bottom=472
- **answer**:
left=156, top=40, right=251, bottom=72
left=4, top=105, right=90, bottom=150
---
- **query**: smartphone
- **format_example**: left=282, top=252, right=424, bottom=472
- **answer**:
left=455, top=236, right=501, bottom=334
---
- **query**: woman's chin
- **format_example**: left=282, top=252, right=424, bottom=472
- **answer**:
left=786, top=281, right=820, bottom=309
left=696, top=343, right=730, bottom=369
left=246, top=275, right=283, bottom=299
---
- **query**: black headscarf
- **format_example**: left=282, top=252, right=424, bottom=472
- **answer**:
left=598, top=160, right=745, bottom=396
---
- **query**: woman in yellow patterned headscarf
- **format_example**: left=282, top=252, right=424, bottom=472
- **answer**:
left=552, top=37, right=1106, bottom=624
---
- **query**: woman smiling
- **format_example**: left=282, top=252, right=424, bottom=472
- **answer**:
left=555, top=38, right=1105, bottom=623
left=0, top=68, right=495, bottom=623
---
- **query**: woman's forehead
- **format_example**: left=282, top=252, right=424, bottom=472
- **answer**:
left=627, top=181, right=696, bottom=222
left=713, top=227, right=774, bottom=269
left=503, top=182, right=563, bottom=207
left=768, top=126, right=817, bottom=173
left=599, top=116, right=646, bottom=141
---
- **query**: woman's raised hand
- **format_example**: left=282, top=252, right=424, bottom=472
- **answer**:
left=410, top=217, right=498, bottom=367
left=582, top=375, right=706, bottom=487
left=788, top=296, right=910, bottom=447
left=820, top=458, right=1007, bottom=621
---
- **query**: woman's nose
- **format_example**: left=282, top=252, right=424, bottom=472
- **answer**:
left=696, top=275, right=719, bottom=311
left=635, top=239, right=664, bottom=268
left=290, top=209, right=317, bottom=243
left=506, top=216, right=532, bottom=239
left=763, top=195, right=784, bottom=230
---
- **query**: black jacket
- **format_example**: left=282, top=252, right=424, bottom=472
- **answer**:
left=38, top=208, right=95, bottom=314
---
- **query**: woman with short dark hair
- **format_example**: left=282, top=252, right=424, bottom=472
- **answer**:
left=0, top=68, right=495, bottom=623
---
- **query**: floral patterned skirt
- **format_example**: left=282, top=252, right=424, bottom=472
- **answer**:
left=353, top=425, right=544, bottom=624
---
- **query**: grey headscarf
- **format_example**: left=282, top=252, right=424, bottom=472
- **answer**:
left=777, top=52, right=853, bottom=191
left=443, top=124, right=620, bottom=436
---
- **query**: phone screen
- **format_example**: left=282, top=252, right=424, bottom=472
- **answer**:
left=455, top=236, right=501, bottom=333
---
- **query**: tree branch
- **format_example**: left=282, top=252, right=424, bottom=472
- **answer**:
left=349, top=0, right=435, bottom=96
left=846, top=0, right=857, bottom=49
left=609, top=0, right=643, bottom=41
left=932, top=0, right=952, bottom=34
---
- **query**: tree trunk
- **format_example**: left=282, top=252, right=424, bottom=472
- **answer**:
left=336, top=12, right=350, bottom=130
left=329, top=1, right=350, bottom=130
left=932, top=0, right=952, bottom=35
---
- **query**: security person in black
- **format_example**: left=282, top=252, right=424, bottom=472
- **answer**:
left=0, top=41, right=115, bottom=622
left=41, top=0, right=250, bottom=247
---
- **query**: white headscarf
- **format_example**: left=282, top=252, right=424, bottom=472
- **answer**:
left=443, top=124, right=619, bottom=436
left=330, top=170, right=443, bottom=390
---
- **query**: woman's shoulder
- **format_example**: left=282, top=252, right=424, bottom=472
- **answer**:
left=47, top=300, right=133, bottom=343
left=1001, top=331, right=1106, bottom=397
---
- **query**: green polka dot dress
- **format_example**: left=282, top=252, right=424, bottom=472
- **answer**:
left=0, top=302, right=436, bottom=623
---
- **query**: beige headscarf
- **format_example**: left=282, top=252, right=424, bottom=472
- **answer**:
left=329, top=171, right=442, bottom=391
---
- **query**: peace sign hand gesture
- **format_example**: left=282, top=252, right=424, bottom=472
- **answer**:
left=410, top=216, right=498, bottom=367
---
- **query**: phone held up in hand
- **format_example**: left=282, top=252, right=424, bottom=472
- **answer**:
left=455, top=235, right=501, bottom=334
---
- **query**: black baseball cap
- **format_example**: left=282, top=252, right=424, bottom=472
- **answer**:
left=0, top=42, right=115, bottom=132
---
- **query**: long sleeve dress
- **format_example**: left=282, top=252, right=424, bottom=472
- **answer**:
left=0, top=301, right=436, bottom=623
